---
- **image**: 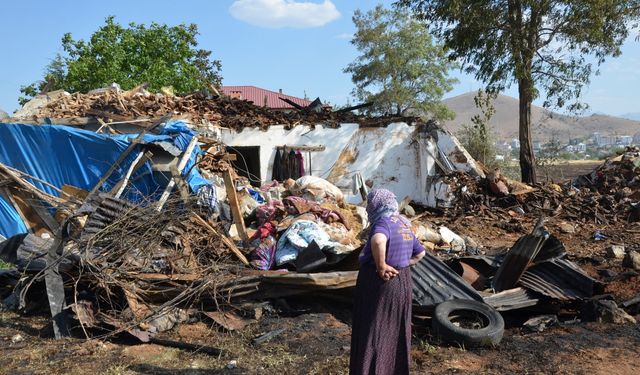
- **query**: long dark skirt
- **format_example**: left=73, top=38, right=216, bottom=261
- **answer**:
left=349, top=263, right=412, bottom=375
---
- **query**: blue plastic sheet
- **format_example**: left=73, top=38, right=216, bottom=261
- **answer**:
left=0, top=121, right=210, bottom=238
left=0, top=195, right=28, bottom=237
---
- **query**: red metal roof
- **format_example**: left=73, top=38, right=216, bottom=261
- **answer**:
left=221, top=86, right=312, bottom=110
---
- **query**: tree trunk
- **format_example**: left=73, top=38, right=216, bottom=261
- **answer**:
left=518, top=78, right=537, bottom=184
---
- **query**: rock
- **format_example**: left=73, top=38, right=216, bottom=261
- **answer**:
left=463, top=235, right=480, bottom=254
left=617, top=270, right=639, bottom=281
left=11, top=334, right=23, bottom=344
left=354, top=206, right=368, bottom=227
left=523, top=315, right=558, bottom=332
left=580, top=299, right=637, bottom=324
left=0, top=109, right=9, bottom=120
left=623, top=250, right=640, bottom=271
left=227, top=360, right=238, bottom=369
left=402, top=204, right=416, bottom=217
left=597, top=269, right=618, bottom=279
left=590, top=255, right=606, bottom=265
left=438, top=226, right=465, bottom=252
left=558, top=222, right=576, bottom=234
left=489, top=180, right=509, bottom=196
left=607, top=245, right=626, bottom=259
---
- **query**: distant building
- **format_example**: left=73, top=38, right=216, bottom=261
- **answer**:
left=533, top=141, right=542, bottom=152
left=221, top=85, right=313, bottom=111
left=593, top=132, right=616, bottom=146
left=511, top=138, right=520, bottom=149
left=565, top=145, right=575, bottom=152
left=496, top=140, right=511, bottom=152
left=618, top=135, right=633, bottom=145
left=576, top=143, right=586, bottom=152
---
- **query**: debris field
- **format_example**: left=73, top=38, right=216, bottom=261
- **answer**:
left=0, top=87, right=638, bottom=374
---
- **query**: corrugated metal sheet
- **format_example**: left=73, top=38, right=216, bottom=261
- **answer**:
left=519, top=258, right=600, bottom=300
left=483, top=287, right=541, bottom=311
left=221, top=86, right=312, bottom=110
left=492, top=232, right=547, bottom=292
left=411, top=253, right=483, bottom=307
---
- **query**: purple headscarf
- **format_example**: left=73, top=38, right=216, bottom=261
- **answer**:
left=366, top=188, right=405, bottom=226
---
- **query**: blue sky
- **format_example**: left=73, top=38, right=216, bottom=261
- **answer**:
left=1, top=0, right=639, bottom=116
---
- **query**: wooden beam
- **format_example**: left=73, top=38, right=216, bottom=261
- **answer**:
left=0, top=187, right=33, bottom=233
left=112, top=151, right=152, bottom=199
left=30, top=200, right=60, bottom=232
left=88, top=114, right=171, bottom=196
left=155, top=137, right=198, bottom=211
left=190, top=213, right=249, bottom=266
left=276, top=145, right=325, bottom=152
left=0, top=163, right=65, bottom=206
left=170, top=164, right=192, bottom=204
left=222, top=170, right=249, bottom=241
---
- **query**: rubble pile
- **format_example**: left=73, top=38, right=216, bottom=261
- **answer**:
left=435, top=149, right=639, bottom=225
left=1, top=112, right=637, bottom=352
left=16, top=87, right=420, bottom=130
left=587, top=146, right=640, bottom=195
left=0, top=120, right=368, bottom=341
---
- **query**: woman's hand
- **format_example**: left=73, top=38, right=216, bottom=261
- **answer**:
left=377, top=263, right=399, bottom=281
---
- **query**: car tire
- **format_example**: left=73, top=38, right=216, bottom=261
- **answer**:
left=432, top=299, right=504, bottom=347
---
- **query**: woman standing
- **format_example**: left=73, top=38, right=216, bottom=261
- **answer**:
left=350, top=189, right=425, bottom=375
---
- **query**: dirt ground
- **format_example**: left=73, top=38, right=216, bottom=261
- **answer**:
left=536, top=160, right=602, bottom=183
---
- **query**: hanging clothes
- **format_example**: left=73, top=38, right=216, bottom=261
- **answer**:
left=272, top=148, right=283, bottom=181
left=288, top=149, right=297, bottom=179
left=296, top=150, right=305, bottom=177
left=281, top=148, right=291, bottom=180
left=352, top=172, right=368, bottom=196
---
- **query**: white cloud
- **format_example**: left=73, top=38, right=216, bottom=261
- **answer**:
left=229, top=0, right=340, bottom=28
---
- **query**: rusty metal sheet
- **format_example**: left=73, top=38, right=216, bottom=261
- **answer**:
left=411, top=252, right=483, bottom=308
left=519, top=258, right=601, bottom=300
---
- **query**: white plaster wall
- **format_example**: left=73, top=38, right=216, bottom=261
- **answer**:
left=220, top=123, right=360, bottom=183
left=435, top=130, right=486, bottom=178
left=220, top=122, right=479, bottom=207
left=326, top=122, right=421, bottom=204
left=220, top=123, right=424, bottom=204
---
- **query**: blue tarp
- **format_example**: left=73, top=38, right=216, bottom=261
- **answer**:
left=0, top=121, right=209, bottom=238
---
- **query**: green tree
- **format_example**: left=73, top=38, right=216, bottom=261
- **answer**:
left=398, top=0, right=637, bottom=183
left=20, top=16, right=222, bottom=104
left=458, top=90, right=499, bottom=167
left=344, top=5, right=458, bottom=119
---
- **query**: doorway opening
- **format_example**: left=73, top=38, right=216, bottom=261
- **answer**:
left=226, top=146, right=261, bottom=187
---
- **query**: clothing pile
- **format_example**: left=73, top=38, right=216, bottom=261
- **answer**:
left=238, top=177, right=362, bottom=272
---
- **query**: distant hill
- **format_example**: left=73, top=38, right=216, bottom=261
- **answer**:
left=620, top=112, right=640, bottom=121
left=441, top=92, right=640, bottom=142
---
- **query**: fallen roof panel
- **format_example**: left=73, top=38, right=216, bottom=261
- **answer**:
left=519, top=258, right=601, bottom=300
left=492, top=231, right=547, bottom=292
left=411, top=252, right=483, bottom=308
left=483, top=287, right=541, bottom=311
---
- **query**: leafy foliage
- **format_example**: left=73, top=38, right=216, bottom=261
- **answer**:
left=344, top=5, right=457, bottom=119
left=20, top=17, right=222, bottom=105
left=458, top=90, right=499, bottom=168
left=398, top=0, right=637, bottom=182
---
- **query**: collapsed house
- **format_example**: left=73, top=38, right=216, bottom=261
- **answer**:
left=0, top=87, right=638, bottom=347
